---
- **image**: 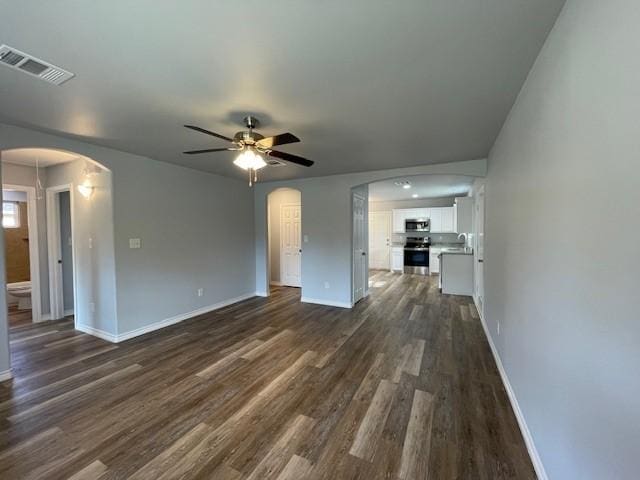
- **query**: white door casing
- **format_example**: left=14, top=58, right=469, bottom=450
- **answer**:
left=280, top=204, right=302, bottom=287
left=474, top=185, right=485, bottom=317
left=368, top=211, right=391, bottom=270
left=352, top=192, right=366, bottom=304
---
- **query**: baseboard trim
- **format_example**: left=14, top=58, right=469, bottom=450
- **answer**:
left=255, top=291, right=269, bottom=297
left=0, top=369, right=13, bottom=382
left=113, top=292, right=258, bottom=343
left=301, top=296, right=352, bottom=309
left=269, top=281, right=282, bottom=286
left=64, top=309, right=74, bottom=316
left=75, top=324, right=118, bottom=343
left=476, top=303, right=548, bottom=480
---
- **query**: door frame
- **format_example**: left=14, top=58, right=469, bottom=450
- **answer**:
left=46, top=184, right=78, bottom=326
left=473, top=183, right=485, bottom=319
left=368, top=211, right=392, bottom=270
left=351, top=191, right=367, bottom=305
left=279, top=202, right=302, bottom=288
left=2, top=184, right=42, bottom=322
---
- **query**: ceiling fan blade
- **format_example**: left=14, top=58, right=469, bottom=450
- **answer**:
left=256, top=132, right=300, bottom=149
left=183, top=148, right=231, bottom=155
left=184, top=125, right=234, bottom=143
left=267, top=150, right=314, bottom=167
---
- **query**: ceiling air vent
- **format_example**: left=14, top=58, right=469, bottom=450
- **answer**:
left=0, top=45, right=74, bottom=85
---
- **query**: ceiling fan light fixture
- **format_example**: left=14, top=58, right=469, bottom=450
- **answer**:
left=233, top=149, right=267, bottom=171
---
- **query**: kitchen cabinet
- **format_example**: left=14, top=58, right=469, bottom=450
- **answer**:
left=428, top=208, right=442, bottom=233
left=454, top=197, right=473, bottom=233
left=440, top=207, right=455, bottom=232
left=392, top=210, right=405, bottom=233
left=429, top=247, right=441, bottom=274
left=440, top=252, right=474, bottom=295
left=391, top=247, right=404, bottom=271
left=392, top=208, right=429, bottom=233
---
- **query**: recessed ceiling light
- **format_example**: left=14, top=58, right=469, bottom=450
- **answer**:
left=412, top=194, right=419, bottom=198
left=394, top=180, right=411, bottom=189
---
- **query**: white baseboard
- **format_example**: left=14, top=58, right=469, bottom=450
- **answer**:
left=269, top=281, right=282, bottom=286
left=75, top=324, right=118, bottom=343
left=112, top=292, right=258, bottom=343
left=64, top=308, right=74, bottom=316
left=301, top=296, right=353, bottom=309
left=476, top=301, right=548, bottom=480
left=0, top=369, right=12, bottom=382
left=255, top=291, right=269, bottom=297
left=37, top=313, right=51, bottom=322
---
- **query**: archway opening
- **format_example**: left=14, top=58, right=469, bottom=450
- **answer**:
left=1, top=147, right=113, bottom=370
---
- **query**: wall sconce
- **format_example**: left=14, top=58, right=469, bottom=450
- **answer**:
left=77, top=180, right=94, bottom=199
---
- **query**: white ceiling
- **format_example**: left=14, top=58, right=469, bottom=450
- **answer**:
left=0, top=1, right=565, bottom=181
left=368, top=175, right=474, bottom=202
left=1, top=148, right=82, bottom=167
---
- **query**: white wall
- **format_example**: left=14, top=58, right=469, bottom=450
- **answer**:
left=254, top=161, right=487, bottom=305
left=485, top=1, right=640, bottom=479
left=368, top=196, right=456, bottom=212
left=268, top=188, right=301, bottom=284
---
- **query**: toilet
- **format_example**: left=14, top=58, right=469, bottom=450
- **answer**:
left=7, top=281, right=32, bottom=310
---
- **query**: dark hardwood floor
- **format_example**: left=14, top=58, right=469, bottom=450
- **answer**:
left=0, top=272, right=535, bottom=479
left=7, top=305, right=33, bottom=329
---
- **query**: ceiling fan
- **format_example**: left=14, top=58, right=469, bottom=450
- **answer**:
left=183, top=116, right=313, bottom=186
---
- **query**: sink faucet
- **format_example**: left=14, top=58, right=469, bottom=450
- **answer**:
left=457, top=233, right=467, bottom=242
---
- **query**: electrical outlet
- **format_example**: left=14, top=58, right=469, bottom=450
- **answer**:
left=129, top=238, right=141, bottom=249
left=303, top=235, right=309, bottom=243
left=197, top=288, right=204, bottom=297
left=324, top=281, right=330, bottom=289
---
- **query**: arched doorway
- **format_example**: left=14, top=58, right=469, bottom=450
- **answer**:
left=0, top=147, right=115, bottom=378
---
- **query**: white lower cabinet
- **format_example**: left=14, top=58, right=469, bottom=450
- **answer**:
left=429, top=248, right=441, bottom=274
left=392, top=247, right=404, bottom=272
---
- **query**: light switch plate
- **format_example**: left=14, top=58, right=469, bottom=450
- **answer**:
left=129, top=238, right=141, bottom=249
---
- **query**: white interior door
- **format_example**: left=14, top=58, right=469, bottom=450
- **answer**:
left=368, top=211, right=391, bottom=270
left=474, top=185, right=485, bottom=317
left=353, top=192, right=366, bottom=304
left=280, top=204, right=302, bottom=287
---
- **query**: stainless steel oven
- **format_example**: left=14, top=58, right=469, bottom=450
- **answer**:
left=405, top=218, right=430, bottom=233
left=404, top=237, right=430, bottom=275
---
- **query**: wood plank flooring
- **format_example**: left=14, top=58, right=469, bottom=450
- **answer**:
left=0, top=272, right=536, bottom=479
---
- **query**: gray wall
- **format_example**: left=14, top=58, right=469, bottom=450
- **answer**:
left=58, top=191, right=74, bottom=311
left=1, top=163, right=50, bottom=314
left=0, top=123, right=256, bottom=345
left=268, top=188, right=301, bottom=284
left=112, top=154, right=255, bottom=334
left=47, top=159, right=117, bottom=336
left=0, top=167, right=9, bottom=374
left=254, top=161, right=486, bottom=305
left=485, top=1, right=640, bottom=479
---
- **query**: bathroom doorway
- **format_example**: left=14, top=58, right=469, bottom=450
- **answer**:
left=46, top=185, right=76, bottom=322
left=2, top=184, right=42, bottom=327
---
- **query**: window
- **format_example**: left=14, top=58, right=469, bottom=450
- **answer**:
left=2, top=201, right=20, bottom=228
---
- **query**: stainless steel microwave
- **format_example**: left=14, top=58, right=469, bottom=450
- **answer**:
left=405, top=218, right=430, bottom=232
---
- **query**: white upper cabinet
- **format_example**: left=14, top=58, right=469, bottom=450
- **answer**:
left=392, top=209, right=406, bottom=233
left=454, top=197, right=473, bottom=233
left=429, top=208, right=442, bottom=233
left=440, top=207, right=455, bottom=232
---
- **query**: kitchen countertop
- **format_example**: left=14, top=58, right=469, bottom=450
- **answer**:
left=438, top=247, right=474, bottom=256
